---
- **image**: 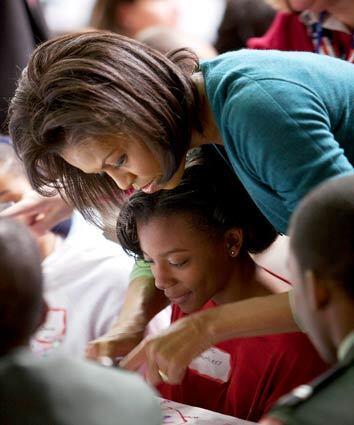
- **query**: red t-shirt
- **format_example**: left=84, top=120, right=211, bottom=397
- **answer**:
left=247, top=12, right=352, bottom=59
left=158, top=299, right=328, bottom=422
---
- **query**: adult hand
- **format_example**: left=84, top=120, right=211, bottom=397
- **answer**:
left=120, top=292, right=298, bottom=384
left=120, top=312, right=212, bottom=385
left=0, top=191, right=73, bottom=236
left=86, top=275, right=170, bottom=363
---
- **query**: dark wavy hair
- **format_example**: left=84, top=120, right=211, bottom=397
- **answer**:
left=8, top=31, right=201, bottom=227
left=117, top=145, right=278, bottom=258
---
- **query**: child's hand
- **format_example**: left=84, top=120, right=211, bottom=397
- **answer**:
left=86, top=328, right=145, bottom=362
left=0, top=191, right=73, bottom=236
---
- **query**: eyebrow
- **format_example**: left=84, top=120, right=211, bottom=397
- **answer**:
left=142, top=248, right=189, bottom=258
left=0, top=190, right=9, bottom=196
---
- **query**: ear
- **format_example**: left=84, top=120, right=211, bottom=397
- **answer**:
left=225, top=228, right=243, bottom=258
left=304, top=270, right=330, bottom=311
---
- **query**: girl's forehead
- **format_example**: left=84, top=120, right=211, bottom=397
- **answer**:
left=138, top=212, right=211, bottom=243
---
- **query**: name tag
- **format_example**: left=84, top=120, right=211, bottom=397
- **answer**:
left=31, top=308, right=67, bottom=355
left=189, top=347, right=231, bottom=383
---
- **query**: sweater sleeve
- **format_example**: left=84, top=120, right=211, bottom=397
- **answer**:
left=129, top=260, right=154, bottom=282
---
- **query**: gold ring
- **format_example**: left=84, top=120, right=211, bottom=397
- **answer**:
left=158, top=370, right=169, bottom=383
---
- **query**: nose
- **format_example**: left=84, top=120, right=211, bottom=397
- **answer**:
left=153, top=264, right=176, bottom=291
left=105, top=168, right=135, bottom=190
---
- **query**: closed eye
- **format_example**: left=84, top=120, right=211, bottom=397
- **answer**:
left=114, top=154, right=127, bottom=168
left=143, top=258, right=154, bottom=265
left=168, top=259, right=188, bottom=268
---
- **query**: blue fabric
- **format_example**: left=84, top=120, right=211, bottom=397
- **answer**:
left=201, top=50, right=354, bottom=233
left=0, top=136, right=11, bottom=144
left=51, top=217, right=73, bottom=238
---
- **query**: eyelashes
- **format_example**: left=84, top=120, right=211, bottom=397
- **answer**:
left=143, top=258, right=189, bottom=268
left=114, top=154, right=127, bottom=168
left=96, top=153, right=127, bottom=176
left=168, top=259, right=188, bottom=268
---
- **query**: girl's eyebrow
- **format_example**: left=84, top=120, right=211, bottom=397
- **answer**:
left=142, top=248, right=189, bottom=258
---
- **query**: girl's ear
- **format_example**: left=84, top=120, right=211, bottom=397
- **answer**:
left=225, top=228, right=243, bottom=258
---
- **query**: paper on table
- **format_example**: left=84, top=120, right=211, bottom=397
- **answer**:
left=159, top=398, right=256, bottom=425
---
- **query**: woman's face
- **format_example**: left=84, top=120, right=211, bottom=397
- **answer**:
left=117, top=0, right=179, bottom=36
left=137, top=213, right=234, bottom=314
left=60, top=136, right=185, bottom=194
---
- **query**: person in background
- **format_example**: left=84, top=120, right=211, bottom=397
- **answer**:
left=90, top=0, right=216, bottom=63
left=260, top=174, right=354, bottom=425
left=0, top=217, right=162, bottom=425
left=116, top=145, right=327, bottom=422
left=0, top=0, right=48, bottom=131
left=136, top=26, right=217, bottom=60
left=214, top=0, right=276, bottom=53
left=90, top=0, right=179, bottom=38
left=248, top=0, right=353, bottom=62
left=0, top=140, right=135, bottom=358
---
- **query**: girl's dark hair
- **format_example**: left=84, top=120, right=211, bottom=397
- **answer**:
left=117, top=145, right=278, bottom=258
left=8, top=31, right=200, bottom=227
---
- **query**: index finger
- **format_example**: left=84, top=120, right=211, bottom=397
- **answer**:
left=119, top=340, right=148, bottom=371
left=0, top=200, right=37, bottom=218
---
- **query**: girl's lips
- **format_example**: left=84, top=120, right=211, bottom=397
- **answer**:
left=168, top=292, right=191, bottom=305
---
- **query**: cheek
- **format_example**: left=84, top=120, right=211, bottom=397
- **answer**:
left=293, top=286, right=306, bottom=318
left=131, top=151, right=161, bottom=175
left=192, top=266, right=220, bottom=298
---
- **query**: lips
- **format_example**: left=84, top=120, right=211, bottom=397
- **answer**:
left=140, top=180, right=161, bottom=194
left=124, top=188, right=135, bottom=197
left=167, top=292, right=191, bottom=305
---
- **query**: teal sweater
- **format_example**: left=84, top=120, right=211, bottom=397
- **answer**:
left=200, top=50, right=354, bottom=234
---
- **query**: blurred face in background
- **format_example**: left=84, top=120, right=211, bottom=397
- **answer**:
left=0, top=170, right=31, bottom=210
left=117, top=0, right=179, bottom=36
left=289, top=0, right=354, bottom=28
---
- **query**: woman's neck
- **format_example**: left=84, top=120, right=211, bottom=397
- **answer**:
left=190, top=72, right=223, bottom=147
left=212, top=253, right=290, bottom=305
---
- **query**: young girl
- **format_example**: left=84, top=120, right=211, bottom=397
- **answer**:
left=6, top=31, right=354, bottom=380
left=116, top=145, right=327, bottom=422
